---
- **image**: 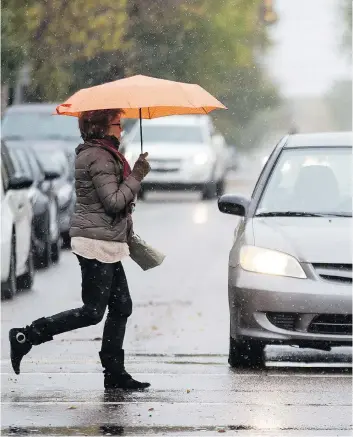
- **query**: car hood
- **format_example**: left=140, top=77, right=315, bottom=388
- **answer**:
left=251, top=217, right=352, bottom=264
left=4, top=139, right=78, bottom=152
left=125, top=142, right=211, bottom=160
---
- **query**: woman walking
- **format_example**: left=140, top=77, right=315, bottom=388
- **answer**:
left=9, top=109, right=151, bottom=390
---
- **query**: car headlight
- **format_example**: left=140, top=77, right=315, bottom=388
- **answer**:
left=193, top=153, right=210, bottom=165
left=239, top=245, right=306, bottom=279
left=57, top=184, right=73, bottom=206
left=28, top=187, right=40, bottom=204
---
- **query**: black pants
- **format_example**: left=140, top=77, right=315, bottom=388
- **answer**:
left=35, top=256, right=132, bottom=354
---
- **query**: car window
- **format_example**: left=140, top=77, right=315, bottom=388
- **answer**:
left=2, top=111, right=81, bottom=141
left=257, top=147, right=352, bottom=215
left=131, top=125, right=205, bottom=143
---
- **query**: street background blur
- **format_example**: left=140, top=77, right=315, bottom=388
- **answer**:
left=1, top=1, right=352, bottom=435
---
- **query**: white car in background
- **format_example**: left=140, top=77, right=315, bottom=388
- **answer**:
left=1, top=142, right=34, bottom=299
left=123, top=115, right=228, bottom=200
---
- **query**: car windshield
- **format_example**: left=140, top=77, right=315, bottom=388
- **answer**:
left=2, top=111, right=81, bottom=141
left=256, top=147, right=352, bottom=217
left=130, top=125, right=205, bottom=144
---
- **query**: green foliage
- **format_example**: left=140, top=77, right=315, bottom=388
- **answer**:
left=4, top=0, right=279, bottom=142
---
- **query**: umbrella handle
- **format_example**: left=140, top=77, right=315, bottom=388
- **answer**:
left=139, top=108, right=143, bottom=154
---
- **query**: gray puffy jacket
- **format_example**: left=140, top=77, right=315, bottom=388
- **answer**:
left=69, top=141, right=140, bottom=242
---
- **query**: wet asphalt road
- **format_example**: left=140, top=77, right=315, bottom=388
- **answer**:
left=1, top=170, right=352, bottom=436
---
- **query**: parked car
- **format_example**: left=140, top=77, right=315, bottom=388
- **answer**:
left=1, top=141, right=34, bottom=299
left=2, top=103, right=80, bottom=155
left=31, top=145, right=75, bottom=247
left=218, top=132, right=352, bottom=368
left=2, top=103, right=79, bottom=182
left=123, top=115, right=228, bottom=200
left=7, top=144, right=62, bottom=267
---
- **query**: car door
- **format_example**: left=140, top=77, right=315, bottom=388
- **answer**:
left=0, top=165, right=13, bottom=282
left=6, top=149, right=33, bottom=276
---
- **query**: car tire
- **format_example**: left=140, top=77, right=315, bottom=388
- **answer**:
left=2, top=236, right=17, bottom=300
left=216, top=179, right=225, bottom=197
left=228, top=336, right=265, bottom=369
left=201, top=182, right=217, bottom=200
left=137, top=187, right=146, bottom=201
left=51, top=238, right=61, bottom=263
left=17, top=243, right=35, bottom=290
left=38, top=235, right=51, bottom=269
left=61, top=231, right=71, bottom=249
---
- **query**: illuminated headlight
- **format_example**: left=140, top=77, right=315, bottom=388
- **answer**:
left=193, top=153, right=210, bottom=165
left=239, top=245, right=306, bottom=279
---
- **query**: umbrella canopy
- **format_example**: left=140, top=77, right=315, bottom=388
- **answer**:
left=56, top=74, right=226, bottom=118
left=55, top=75, right=227, bottom=152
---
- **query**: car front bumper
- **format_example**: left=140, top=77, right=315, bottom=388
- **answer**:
left=229, top=266, right=352, bottom=346
left=58, top=199, right=75, bottom=234
left=142, top=182, right=207, bottom=192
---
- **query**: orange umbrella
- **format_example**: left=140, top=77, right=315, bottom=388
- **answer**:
left=56, top=74, right=227, bottom=152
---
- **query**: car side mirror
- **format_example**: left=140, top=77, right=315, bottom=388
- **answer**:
left=8, top=175, right=33, bottom=190
left=44, top=170, right=60, bottom=181
left=218, top=194, right=250, bottom=216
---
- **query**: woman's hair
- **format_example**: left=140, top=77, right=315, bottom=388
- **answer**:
left=78, top=109, right=124, bottom=140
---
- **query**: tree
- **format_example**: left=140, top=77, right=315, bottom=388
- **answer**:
left=4, top=0, right=279, bottom=144
left=23, top=0, right=128, bottom=101
left=1, top=0, right=31, bottom=85
left=121, top=0, right=278, bottom=142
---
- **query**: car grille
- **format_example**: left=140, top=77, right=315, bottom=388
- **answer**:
left=312, top=263, right=352, bottom=284
left=267, top=312, right=298, bottom=331
left=308, top=314, right=352, bottom=335
left=149, top=159, right=182, bottom=173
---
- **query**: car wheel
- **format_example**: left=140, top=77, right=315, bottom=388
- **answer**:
left=61, top=231, right=71, bottom=249
left=201, top=182, right=216, bottom=200
left=216, top=179, right=225, bottom=197
left=137, top=187, right=146, bottom=201
left=51, top=236, right=61, bottom=263
left=38, top=234, right=51, bottom=269
left=17, top=243, right=35, bottom=290
left=229, top=336, right=265, bottom=369
left=2, top=237, right=17, bottom=300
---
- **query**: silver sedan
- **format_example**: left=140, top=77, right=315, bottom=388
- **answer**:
left=219, top=132, right=352, bottom=368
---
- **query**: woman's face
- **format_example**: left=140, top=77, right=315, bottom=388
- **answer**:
left=107, top=114, right=123, bottom=140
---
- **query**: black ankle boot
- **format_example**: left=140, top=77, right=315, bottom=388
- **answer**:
left=9, top=328, right=32, bottom=375
left=99, top=350, right=150, bottom=390
left=104, top=370, right=151, bottom=390
left=9, top=318, right=53, bottom=375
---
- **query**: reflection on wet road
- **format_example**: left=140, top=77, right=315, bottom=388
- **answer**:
left=1, top=177, right=352, bottom=436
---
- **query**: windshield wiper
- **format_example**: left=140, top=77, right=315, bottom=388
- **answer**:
left=255, top=211, right=325, bottom=217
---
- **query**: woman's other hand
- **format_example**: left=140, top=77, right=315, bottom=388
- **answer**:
left=131, top=152, right=151, bottom=182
